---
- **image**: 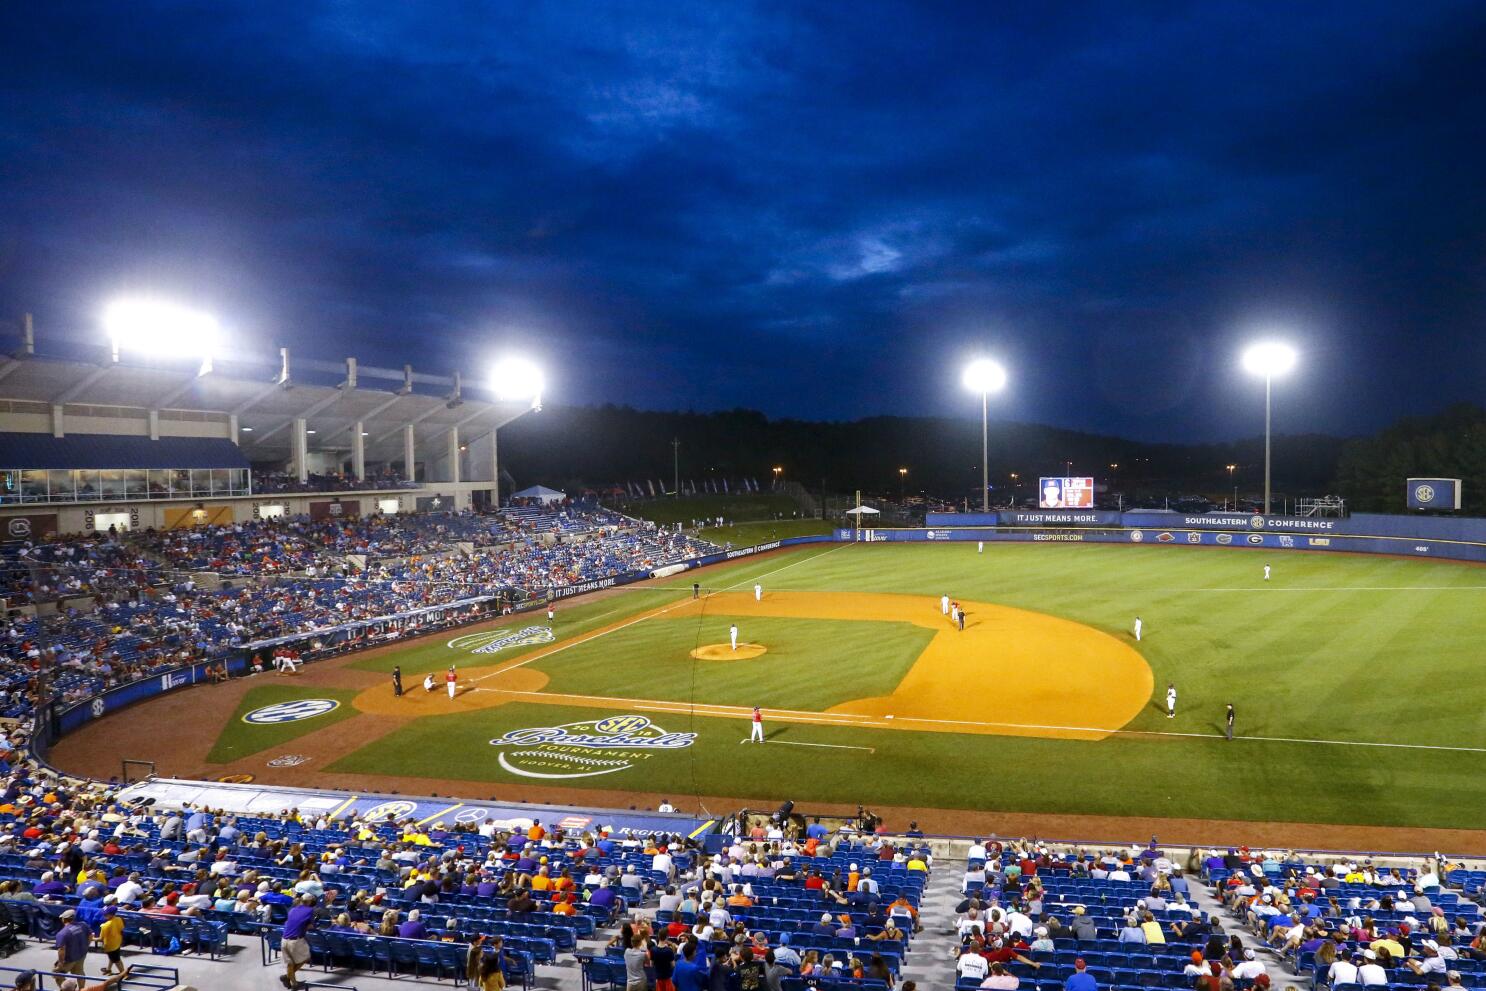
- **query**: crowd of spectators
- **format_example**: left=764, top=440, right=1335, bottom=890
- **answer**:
left=0, top=507, right=716, bottom=716
left=249, top=469, right=416, bottom=494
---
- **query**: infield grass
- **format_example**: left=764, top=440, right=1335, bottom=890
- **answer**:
left=207, top=683, right=362, bottom=764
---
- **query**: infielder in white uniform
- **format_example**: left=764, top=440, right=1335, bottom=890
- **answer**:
left=730, top=624, right=739, bottom=650
left=1263, top=564, right=1271, bottom=581
left=1166, top=683, right=1176, bottom=718
left=754, top=583, right=762, bottom=602
left=750, top=706, right=764, bottom=742
left=940, top=593, right=949, bottom=615
left=1133, top=616, right=1143, bottom=642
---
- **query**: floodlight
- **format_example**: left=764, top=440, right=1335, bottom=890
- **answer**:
left=490, top=356, right=545, bottom=402
left=103, top=298, right=219, bottom=359
left=961, top=358, right=1008, bottom=394
left=1241, top=341, right=1297, bottom=377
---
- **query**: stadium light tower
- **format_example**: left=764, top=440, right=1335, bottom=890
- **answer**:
left=103, top=297, right=219, bottom=373
left=1240, top=341, right=1297, bottom=516
left=487, top=356, right=546, bottom=507
left=961, top=359, right=1007, bottom=512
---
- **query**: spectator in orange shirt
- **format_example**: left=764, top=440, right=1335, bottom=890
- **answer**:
left=527, top=821, right=545, bottom=843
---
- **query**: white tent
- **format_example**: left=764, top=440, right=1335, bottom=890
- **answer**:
left=511, top=484, right=566, bottom=505
left=844, top=505, right=880, bottom=515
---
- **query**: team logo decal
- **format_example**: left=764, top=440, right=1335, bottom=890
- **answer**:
left=490, top=714, right=698, bottom=780
left=1415, top=484, right=1435, bottom=503
left=447, top=626, right=554, bottom=655
left=1185, top=532, right=1201, bottom=544
left=363, top=800, right=417, bottom=822
left=1246, top=534, right=1265, bottom=545
left=1249, top=515, right=1265, bottom=529
left=7, top=518, right=30, bottom=538
left=1215, top=532, right=1233, bottom=545
left=1156, top=532, right=1175, bottom=543
left=90, top=698, right=106, bottom=718
left=217, top=774, right=255, bottom=783
left=268, top=754, right=309, bottom=767
left=243, top=699, right=340, bottom=724
left=1130, top=530, right=1144, bottom=542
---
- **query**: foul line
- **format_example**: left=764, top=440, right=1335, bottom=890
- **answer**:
left=743, top=738, right=875, bottom=753
left=472, top=543, right=850, bottom=687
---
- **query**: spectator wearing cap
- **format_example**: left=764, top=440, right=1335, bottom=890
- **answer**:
left=280, top=893, right=317, bottom=989
left=54, top=907, right=91, bottom=975
left=1358, top=949, right=1388, bottom=986
left=1065, top=958, right=1098, bottom=991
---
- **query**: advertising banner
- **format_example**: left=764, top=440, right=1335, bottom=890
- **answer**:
left=0, top=512, right=60, bottom=542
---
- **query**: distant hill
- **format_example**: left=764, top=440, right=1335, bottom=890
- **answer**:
left=497, top=403, right=1346, bottom=502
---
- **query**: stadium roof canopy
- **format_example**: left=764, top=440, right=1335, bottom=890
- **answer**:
left=0, top=343, right=537, bottom=466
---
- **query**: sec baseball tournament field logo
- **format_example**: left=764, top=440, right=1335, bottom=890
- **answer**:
left=242, top=699, right=340, bottom=724
left=489, top=714, right=698, bottom=779
left=447, top=626, right=554, bottom=655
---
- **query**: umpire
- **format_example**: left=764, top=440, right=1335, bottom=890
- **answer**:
left=392, top=666, right=403, bottom=697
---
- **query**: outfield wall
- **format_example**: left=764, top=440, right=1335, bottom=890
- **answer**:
left=856, top=510, right=1486, bottom=563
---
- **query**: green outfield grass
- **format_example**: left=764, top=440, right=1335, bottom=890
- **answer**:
left=329, top=542, right=1486, bottom=829
left=207, top=683, right=362, bottom=764
left=701, top=519, right=835, bottom=546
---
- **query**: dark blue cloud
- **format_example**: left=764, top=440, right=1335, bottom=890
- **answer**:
left=0, top=0, right=1482, bottom=441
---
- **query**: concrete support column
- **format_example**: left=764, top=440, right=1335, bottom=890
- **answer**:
left=228, top=413, right=240, bottom=446
left=403, top=424, right=416, bottom=482
left=490, top=428, right=500, bottom=507
left=292, top=417, right=309, bottom=483
left=351, top=420, right=366, bottom=481
left=51, top=404, right=64, bottom=438
left=447, top=426, right=461, bottom=484
left=148, top=409, right=160, bottom=441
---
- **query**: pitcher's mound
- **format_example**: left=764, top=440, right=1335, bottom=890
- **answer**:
left=691, top=643, right=767, bottom=661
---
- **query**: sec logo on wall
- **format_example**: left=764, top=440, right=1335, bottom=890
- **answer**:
left=242, top=699, right=340, bottom=725
left=1415, top=484, right=1435, bottom=503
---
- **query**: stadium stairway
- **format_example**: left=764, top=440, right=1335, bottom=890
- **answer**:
left=904, top=852, right=962, bottom=988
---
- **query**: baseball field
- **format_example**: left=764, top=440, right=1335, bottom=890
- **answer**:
left=53, top=542, right=1486, bottom=844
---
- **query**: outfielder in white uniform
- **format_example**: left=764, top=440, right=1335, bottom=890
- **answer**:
left=1263, top=564, right=1271, bottom=581
left=978, top=541, right=984, bottom=554
left=940, top=594, right=949, bottom=616
left=730, top=624, right=739, bottom=651
left=1166, top=683, right=1176, bottom=718
left=1133, top=616, right=1143, bottom=642
left=754, top=583, right=762, bottom=602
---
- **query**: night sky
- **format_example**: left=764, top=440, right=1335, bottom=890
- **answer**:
left=1, top=2, right=1483, bottom=442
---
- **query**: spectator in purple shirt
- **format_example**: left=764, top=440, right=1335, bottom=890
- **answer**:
left=397, top=909, right=429, bottom=940
left=54, top=909, right=90, bottom=975
left=33, top=871, right=69, bottom=898
left=280, top=894, right=317, bottom=990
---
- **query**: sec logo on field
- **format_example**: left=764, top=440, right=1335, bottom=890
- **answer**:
left=243, top=699, right=340, bottom=725
left=594, top=715, right=651, bottom=735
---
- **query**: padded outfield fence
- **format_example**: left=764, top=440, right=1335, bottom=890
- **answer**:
left=841, top=509, right=1486, bottom=563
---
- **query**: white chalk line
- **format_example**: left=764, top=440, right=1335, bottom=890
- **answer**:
left=470, top=543, right=847, bottom=686
left=741, top=738, right=875, bottom=753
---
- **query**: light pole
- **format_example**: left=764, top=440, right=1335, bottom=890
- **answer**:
left=898, top=466, right=908, bottom=501
left=1225, top=463, right=1237, bottom=510
left=772, top=466, right=783, bottom=491
left=489, top=356, right=546, bottom=508
left=1241, top=342, right=1297, bottom=516
left=961, top=359, right=1008, bottom=512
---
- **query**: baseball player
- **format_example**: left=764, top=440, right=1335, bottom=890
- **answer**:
left=1165, top=683, right=1176, bottom=718
left=392, top=666, right=403, bottom=697
left=977, top=541, right=984, bottom=554
left=692, top=582, right=700, bottom=599
left=1225, top=703, right=1235, bottom=741
left=730, top=624, right=739, bottom=651
left=940, top=593, right=950, bottom=616
left=1263, top=564, right=1271, bottom=582
left=750, top=706, right=765, bottom=743
left=956, top=607, right=965, bottom=632
left=754, top=583, right=762, bottom=602
left=951, top=601, right=960, bottom=625
left=1133, top=616, right=1143, bottom=642
left=423, top=673, right=435, bottom=692
left=547, top=602, right=555, bottom=623
left=446, top=665, right=458, bottom=699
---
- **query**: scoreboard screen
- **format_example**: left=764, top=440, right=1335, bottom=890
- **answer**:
left=1038, top=476, right=1094, bottom=509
